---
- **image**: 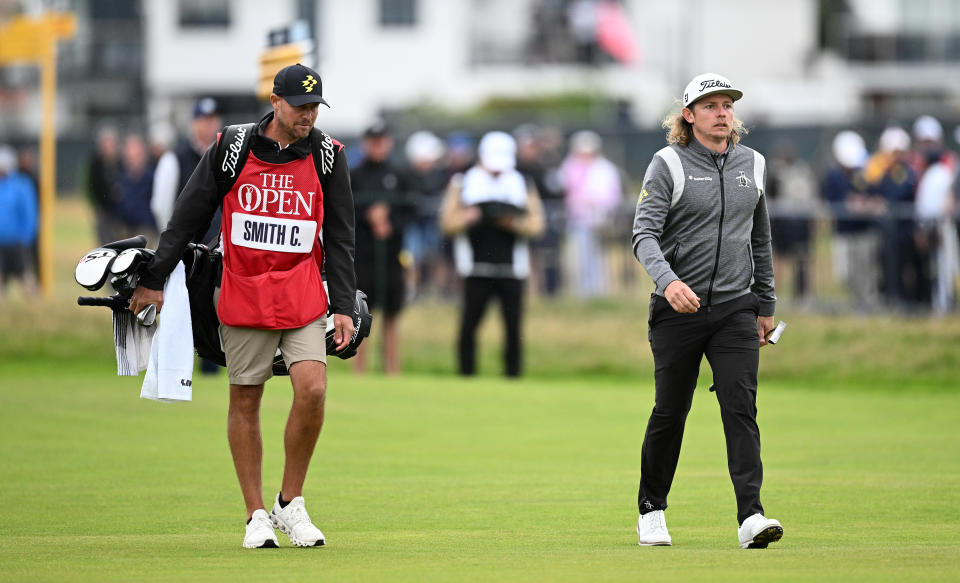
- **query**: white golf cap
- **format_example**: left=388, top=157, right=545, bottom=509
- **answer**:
left=832, top=130, right=867, bottom=169
left=404, top=130, right=445, bottom=164
left=878, top=126, right=910, bottom=153
left=682, top=72, right=743, bottom=108
left=913, top=115, right=943, bottom=142
left=478, top=131, right=516, bottom=172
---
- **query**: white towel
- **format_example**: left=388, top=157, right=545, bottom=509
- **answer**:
left=141, top=261, right=195, bottom=403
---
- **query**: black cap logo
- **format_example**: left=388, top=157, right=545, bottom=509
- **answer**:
left=302, top=75, right=317, bottom=93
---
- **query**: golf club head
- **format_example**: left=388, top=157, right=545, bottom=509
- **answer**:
left=110, top=248, right=154, bottom=277
left=136, top=303, right=157, bottom=327
left=75, top=248, right=119, bottom=291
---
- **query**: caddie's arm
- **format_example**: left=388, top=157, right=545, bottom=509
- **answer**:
left=321, top=144, right=357, bottom=350
left=131, top=143, right=222, bottom=315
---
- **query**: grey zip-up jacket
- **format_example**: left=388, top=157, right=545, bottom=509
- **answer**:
left=632, top=138, right=776, bottom=316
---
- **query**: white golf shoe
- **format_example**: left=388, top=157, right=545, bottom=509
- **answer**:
left=738, top=513, right=783, bottom=549
left=270, top=495, right=326, bottom=547
left=636, top=510, right=672, bottom=546
left=243, top=509, right=279, bottom=549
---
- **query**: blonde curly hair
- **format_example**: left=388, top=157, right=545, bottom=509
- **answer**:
left=662, top=100, right=747, bottom=147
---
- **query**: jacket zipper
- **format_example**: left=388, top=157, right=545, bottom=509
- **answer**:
left=706, top=154, right=725, bottom=311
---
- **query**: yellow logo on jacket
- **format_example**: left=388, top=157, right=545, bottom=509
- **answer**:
left=301, top=75, right=317, bottom=93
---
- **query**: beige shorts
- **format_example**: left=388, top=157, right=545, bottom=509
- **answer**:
left=215, top=288, right=327, bottom=385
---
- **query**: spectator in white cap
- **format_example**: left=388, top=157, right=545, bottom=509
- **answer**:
left=403, top=130, right=449, bottom=299
left=869, top=126, right=920, bottom=307
left=440, top=131, right=544, bottom=377
left=822, top=130, right=884, bottom=312
left=911, top=115, right=959, bottom=314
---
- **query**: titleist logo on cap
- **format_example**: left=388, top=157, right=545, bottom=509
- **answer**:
left=699, top=79, right=731, bottom=91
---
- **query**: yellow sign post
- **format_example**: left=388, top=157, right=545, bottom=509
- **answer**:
left=257, top=41, right=312, bottom=101
left=0, top=12, right=76, bottom=298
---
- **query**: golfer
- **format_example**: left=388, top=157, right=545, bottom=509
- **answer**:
left=631, top=72, right=782, bottom=548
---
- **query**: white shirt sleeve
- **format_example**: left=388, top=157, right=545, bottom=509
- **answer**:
left=151, top=151, right=181, bottom=231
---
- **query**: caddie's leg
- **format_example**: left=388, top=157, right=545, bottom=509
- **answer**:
left=705, top=294, right=764, bottom=525
left=280, top=360, right=327, bottom=500
left=228, top=383, right=266, bottom=520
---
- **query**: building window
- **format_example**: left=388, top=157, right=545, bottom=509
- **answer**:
left=179, top=0, right=231, bottom=29
left=379, top=0, right=417, bottom=27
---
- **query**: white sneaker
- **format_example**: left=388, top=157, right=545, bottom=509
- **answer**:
left=636, top=510, right=672, bottom=546
left=738, top=513, right=783, bottom=549
left=270, top=495, right=326, bottom=547
left=243, top=509, right=279, bottom=549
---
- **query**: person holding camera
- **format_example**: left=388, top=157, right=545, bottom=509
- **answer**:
left=440, top=131, right=544, bottom=378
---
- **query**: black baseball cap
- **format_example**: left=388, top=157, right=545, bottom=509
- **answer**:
left=193, top=97, right=220, bottom=118
left=273, top=63, right=330, bottom=108
left=363, top=118, right=390, bottom=138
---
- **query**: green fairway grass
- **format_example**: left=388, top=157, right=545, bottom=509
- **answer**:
left=1, top=369, right=958, bottom=582
left=1, top=198, right=958, bottom=581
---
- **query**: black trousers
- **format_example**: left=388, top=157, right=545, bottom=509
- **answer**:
left=638, top=293, right=764, bottom=525
left=458, top=276, right=523, bottom=377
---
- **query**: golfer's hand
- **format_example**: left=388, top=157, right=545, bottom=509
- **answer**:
left=664, top=280, right=700, bottom=313
left=129, top=286, right=164, bottom=315
left=333, top=313, right=355, bottom=352
left=758, top=315, right=775, bottom=346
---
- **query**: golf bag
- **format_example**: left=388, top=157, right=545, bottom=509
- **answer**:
left=76, top=237, right=373, bottom=373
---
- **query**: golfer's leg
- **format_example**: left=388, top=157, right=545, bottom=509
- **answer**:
left=706, top=297, right=764, bottom=525
left=280, top=360, right=327, bottom=500
left=639, top=300, right=705, bottom=512
left=228, top=383, right=266, bottom=520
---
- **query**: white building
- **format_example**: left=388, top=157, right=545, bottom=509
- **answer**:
left=143, top=0, right=841, bottom=132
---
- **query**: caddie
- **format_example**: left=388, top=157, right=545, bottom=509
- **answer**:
left=631, top=72, right=782, bottom=549
left=129, top=63, right=355, bottom=549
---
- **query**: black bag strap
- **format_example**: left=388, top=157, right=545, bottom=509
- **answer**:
left=214, top=123, right=336, bottom=195
left=213, top=123, right=256, bottom=197
left=311, top=128, right=338, bottom=191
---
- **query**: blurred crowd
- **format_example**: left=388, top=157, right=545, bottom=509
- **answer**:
left=808, top=115, right=959, bottom=315
left=86, top=97, right=224, bottom=251
left=61, top=101, right=960, bottom=322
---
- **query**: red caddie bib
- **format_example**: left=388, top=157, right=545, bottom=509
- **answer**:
left=218, top=151, right=327, bottom=329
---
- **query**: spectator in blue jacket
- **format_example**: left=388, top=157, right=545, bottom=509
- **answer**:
left=0, top=145, right=39, bottom=300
